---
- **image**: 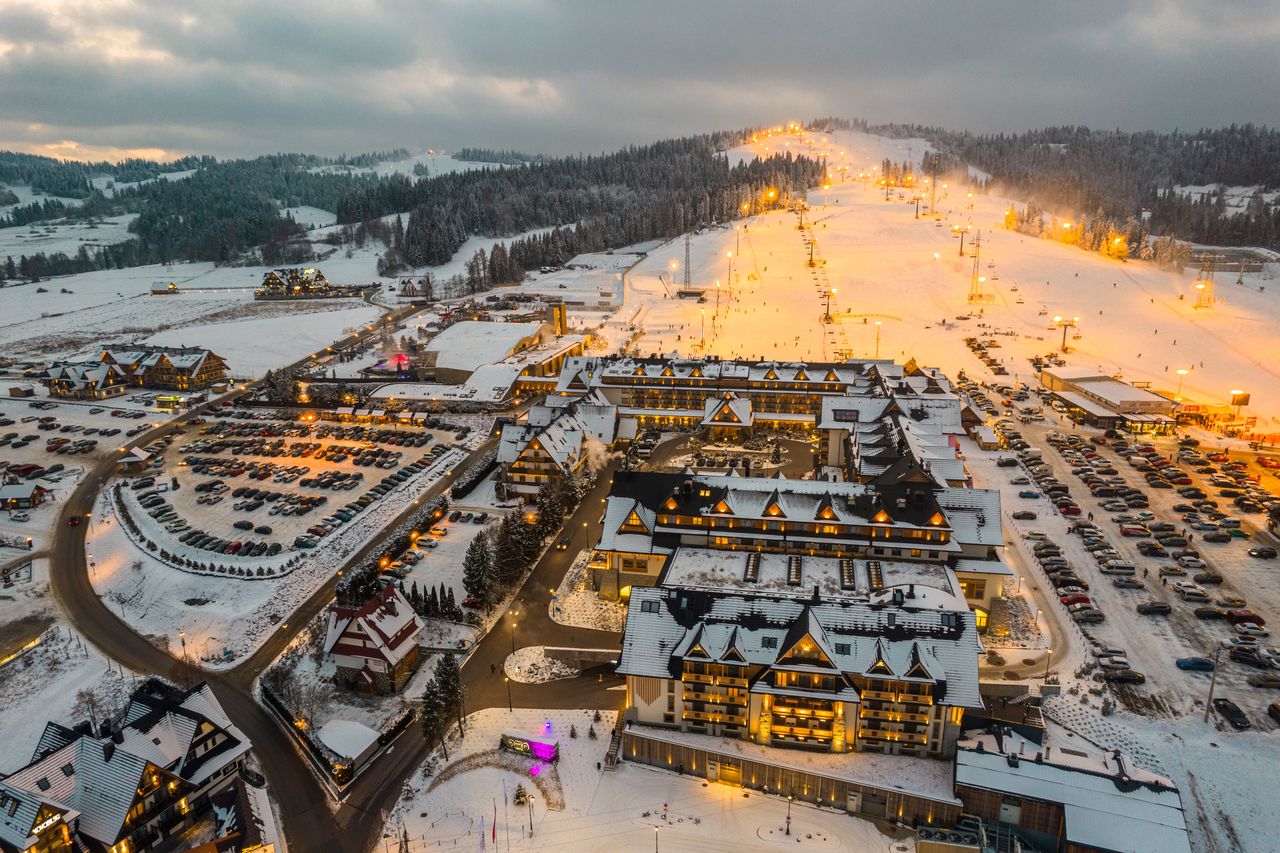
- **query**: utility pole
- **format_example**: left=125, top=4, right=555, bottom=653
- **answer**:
left=684, top=234, right=692, bottom=293
left=1203, top=642, right=1225, bottom=722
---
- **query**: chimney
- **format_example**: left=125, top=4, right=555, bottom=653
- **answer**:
left=102, top=742, right=115, bottom=762
left=907, top=584, right=916, bottom=599
left=1006, top=753, right=1019, bottom=768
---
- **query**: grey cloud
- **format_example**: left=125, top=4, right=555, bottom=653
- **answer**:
left=0, top=0, right=1275, bottom=161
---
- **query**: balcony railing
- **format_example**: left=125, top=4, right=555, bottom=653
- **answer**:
left=683, top=710, right=746, bottom=725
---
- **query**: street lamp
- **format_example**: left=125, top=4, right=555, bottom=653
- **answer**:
left=1052, top=315, right=1080, bottom=353
left=786, top=794, right=794, bottom=835
left=1175, top=368, right=1189, bottom=400
left=1044, top=647, right=1052, bottom=682
left=508, top=609, right=519, bottom=654
left=505, top=676, right=512, bottom=712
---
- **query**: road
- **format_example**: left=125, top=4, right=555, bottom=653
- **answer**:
left=40, top=299, right=526, bottom=852
left=47, top=395, right=625, bottom=852
left=335, top=457, right=626, bottom=853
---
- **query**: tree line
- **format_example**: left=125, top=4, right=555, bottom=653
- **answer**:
left=921, top=123, right=1280, bottom=250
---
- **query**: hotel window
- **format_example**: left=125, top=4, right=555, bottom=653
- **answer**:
left=834, top=643, right=850, bottom=656
left=761, top=637, right=778, bottom=649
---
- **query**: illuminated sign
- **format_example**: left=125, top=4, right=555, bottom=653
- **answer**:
left=32, top=814, right=62, bottom=834
left=499, top=732, right=560, bottom=763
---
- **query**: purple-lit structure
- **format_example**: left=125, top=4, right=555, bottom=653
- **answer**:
left=500, top=731, right=561, bottom=764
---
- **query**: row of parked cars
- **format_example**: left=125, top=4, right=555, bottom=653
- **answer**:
left=135, top=486, right=286, bottom=558
left=958, top=373, right=1004, bottom=416
left=294, top=452, right=446, bottom=548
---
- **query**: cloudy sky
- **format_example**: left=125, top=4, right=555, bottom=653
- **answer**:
left=1, top=0, right=1277, bottom=163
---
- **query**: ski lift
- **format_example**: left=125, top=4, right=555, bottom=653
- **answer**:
left=1037, top=307, right=1048, bottom=316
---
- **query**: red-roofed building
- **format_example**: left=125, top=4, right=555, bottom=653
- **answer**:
left=323, top=585, right=423, bottom=694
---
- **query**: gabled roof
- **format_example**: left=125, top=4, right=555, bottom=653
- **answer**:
left=325, top=584, right=423, bottom=667
left=3, top=738, right=151, bottom=846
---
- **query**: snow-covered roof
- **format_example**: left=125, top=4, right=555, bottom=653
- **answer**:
left=0, top=483, right=42, bottom=499
left=324, top=584, right=423, bottom=667
left=426, top=321, right=553, bottom=373
left=317, top=720, right=380, bottom=761
left=955, top=748, right=1192, bottom=853
left=953, top=557, right=1015, bottom=578
left=936, top=487, right=1003, bottom=548
left=620, top=585, right=983, bottom=709
left=3, top=738, right=149, bottom=846
left=660, top=549, right=960, bottom=601
left=0, top=779, right=77, bottom=850
left=629, top=723, right=960, bottom=804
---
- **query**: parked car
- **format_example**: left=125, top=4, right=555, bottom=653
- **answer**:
left=1011, top=510, right=1037, bottom=520
left=1213, top=698, right=1251, bottom=729
left=1176, top=657, right=1215, bottom=672
left=1103, top=669, right=1146, bottom=684
left=1136, top=602, right=1171, bottom=615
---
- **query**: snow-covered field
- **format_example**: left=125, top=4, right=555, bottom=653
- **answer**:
left=87, top=446, right=466, bottom=667
left=0, top=623, right=135, bottom=772
left=391, top=708, right=906, bottom=853
left=0, top=214, right=137, bottom=258
left=0, top=257, right=382, bottom=377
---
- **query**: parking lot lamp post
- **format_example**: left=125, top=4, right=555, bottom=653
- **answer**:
left=505, top=676, right=512, bottom=712
left=1043, top=647, right=1052, bottom=682
left=508, top=610, right=518, bottom=655
left=786, top=794, right=793, bottom=835
left=1203, top=642, right=1225, bottom=723
left=1175, top=369, right=1189, bottom=401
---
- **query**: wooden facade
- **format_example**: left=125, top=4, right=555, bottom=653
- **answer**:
left=622, top=726, right=964, bottom=828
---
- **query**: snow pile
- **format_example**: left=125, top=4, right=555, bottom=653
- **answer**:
left=504, top=646, right=580, bottom=684
left=548, top=549, right=625, bottom=633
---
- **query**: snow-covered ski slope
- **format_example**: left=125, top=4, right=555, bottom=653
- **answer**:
left=625, top=128, right=1279, bottom=427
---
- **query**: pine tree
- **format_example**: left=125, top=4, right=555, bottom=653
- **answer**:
left=462, top=532, right=492, bottom=605
left=492, top=514, right=523, bottom=587
left=427, top=586, right=440, bottom=618
left=434, top=653, right=465, bottom=733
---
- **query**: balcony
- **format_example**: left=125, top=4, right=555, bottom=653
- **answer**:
left=772, top=705, right=835, bottom=720
left=858, top=728, right=928, bottom=744
left=683, top=689, right=746, bottom=705
left=683, top=710, right=746, bottom=725
left=859, top=707, right=930, bottom=724
left=715, top=675, right=748, bottom=688
left=682, top=672, right=714, bottom=685
left=771, top=724, right=833, bottom=740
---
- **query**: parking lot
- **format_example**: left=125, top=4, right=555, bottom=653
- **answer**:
left=116, top=411, right=469, bottom=562
left=982, top=413, right=1280, bottom=731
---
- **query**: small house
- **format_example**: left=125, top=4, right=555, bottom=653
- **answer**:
left=7, top=385, right=34, bottom=398
left=0, top=483, right=46, bottom=509
left=323, top=584, right=423, bottom=694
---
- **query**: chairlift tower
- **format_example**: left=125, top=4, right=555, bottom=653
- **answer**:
left=1193, top=253, right=1218, bottom=310
left=966, top=230, right=993, bottom=303
left=684, top=233, right=692, bottom=292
